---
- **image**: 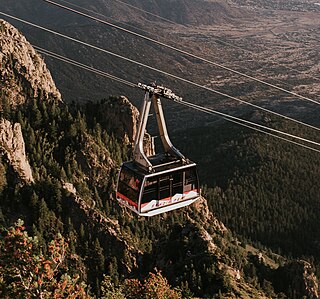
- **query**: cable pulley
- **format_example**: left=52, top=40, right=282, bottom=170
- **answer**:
left=1, top=11, right=319, bottom=153
left=138, top=83, right=182, bottom=102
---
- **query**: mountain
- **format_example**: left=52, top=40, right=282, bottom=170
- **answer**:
left=0, top=20, right=61, bottom=107
left=2, top=0, right=249, bottom=26
left=1, top=19, right=320, bottom=298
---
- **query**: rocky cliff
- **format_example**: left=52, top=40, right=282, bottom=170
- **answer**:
left=0, top=18, right=62, bottom=185
left=0, top=19, right=61, bottom=108
left=274, top=260, right=319, bottom=299
left=0, top=118, right=33, bottom=183
left=88, top=96, right=154, bottom=156
left=100, top=96, right=139, bottom=145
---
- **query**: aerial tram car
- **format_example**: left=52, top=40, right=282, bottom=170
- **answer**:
left=116, top=83, right=200, bottom=216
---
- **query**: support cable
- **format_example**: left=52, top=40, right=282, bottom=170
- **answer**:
left=1, top=11, right=319, bottom=135
left=35, top=46, right=137, bottom=88
left=58, top=0, right=316, bottom=89
left=58, top=0, right=161, bottom=37
left=30, top=47, right=320, bottom=151
left=70, top=0, right=320, bottom=83
left=177, top=100, right=320, bottom=148
left=42, top=0, right=320, bottom=105
left=1, top=13, right=320, bottom=151
left=106, top=0, right=320, bottom=82
left=178, top=101, right=320, bottom=154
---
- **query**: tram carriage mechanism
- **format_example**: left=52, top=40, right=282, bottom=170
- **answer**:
left=116, top=82, right=200, bottom=216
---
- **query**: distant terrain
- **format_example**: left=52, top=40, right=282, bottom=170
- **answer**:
left=2, top=0, right=319, bottom=118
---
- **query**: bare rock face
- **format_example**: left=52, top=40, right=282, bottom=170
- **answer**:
left=76, top=132, right=115, bottom=188
left=192, top=196, right=228, bottom=233
left=99, top=96, right=154, bottom=156
left=275, top=260, right=320, bottom=298
left=0, top=118, right=34, bottom=183
left=0, top=19, right=61, bottom=108
left=102, top=96, right=138, bottom=144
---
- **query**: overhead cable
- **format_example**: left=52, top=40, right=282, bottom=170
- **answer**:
left=42, top=0, right=320, bottom=106
left=35, top=49, right=320, bottom=152
left=35, top=46, right=137, bottom=88
left=1, top=33, right=137, bottom=88
left=56, top=0, right=319, bottom=90
left=106, top=0, right=320, bottom=82
left=58, top=0, right=160, bottom=38
left=178, top=101, right=320, bottom=154
left=1, top=11, right=319, bottom=135
left=35, top=49, right=320, bottom=149
left=100, top=0, right=177, bottom=25
left=1, top=30, right=319, bottom=153
left=178, top=100, right=320, bottom=148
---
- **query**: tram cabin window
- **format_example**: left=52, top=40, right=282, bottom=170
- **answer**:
left=118, top=167, right=142, bottom=204
left=142, top=177, right=158, bottom=204
left=141, top=170, right=186, bottom=204
left=172, top=171, right=183, bottom=195
left=159, top=175, right=171, bottom=199
left=184, top=168, right=198, bottom=192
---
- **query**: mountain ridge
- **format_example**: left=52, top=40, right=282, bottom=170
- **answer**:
left=0, top=19, right=61, bottom=107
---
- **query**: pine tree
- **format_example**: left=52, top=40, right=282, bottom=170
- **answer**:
left=108, top=256, right=119, bottom=285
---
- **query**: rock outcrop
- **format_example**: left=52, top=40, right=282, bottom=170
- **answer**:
left=76, top=132, right=115, bottom=188
left=0, top=119, right=33, bottom=183
left=101, top=96, right=139, bottom=144
left=274, top=260, right=319, bottom=298
left=0, top=19, right=61, bottom=108
left=98, top=96, right=154, bottom=156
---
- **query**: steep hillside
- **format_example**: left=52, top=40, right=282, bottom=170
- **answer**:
left=2, top=0, right=249, bottom=26
left=0, top=20, right=61, bottom=107
left=105, top=0, right=248, bottom=25
left=1, top=20, right=320, bottom=298
left=174, top=114, right=320, bottom=277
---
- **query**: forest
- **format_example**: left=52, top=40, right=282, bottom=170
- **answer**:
left=0, top=98, right=227, bottom=298
left=0, top=96, right=319, bottom=298
left=175, top=112, right=320, bottom=272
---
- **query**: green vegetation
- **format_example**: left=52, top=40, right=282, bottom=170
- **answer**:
left=175, top=115, right=320, bottom=269
left=0, top=97, right=319, bottom=298
left=0, top=98, right=216, bottom=297
left=0, top=219, right=91, bottom=298
left=0, top=220, right=182, bottom=299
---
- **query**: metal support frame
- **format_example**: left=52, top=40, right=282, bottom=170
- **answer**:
left=133, top=92, right=153, bottom=171
left=152, top=94, right=185, bottom=160
left=133, top=83, right=186, bottom=171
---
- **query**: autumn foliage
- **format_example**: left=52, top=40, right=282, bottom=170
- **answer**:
left=101, top=271, right=182, bottom=299
left=0, top=220, right=183, bottom=298
left=0, top=220, right=91, bottom=299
